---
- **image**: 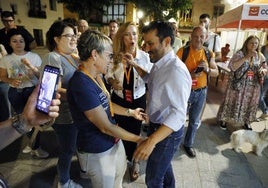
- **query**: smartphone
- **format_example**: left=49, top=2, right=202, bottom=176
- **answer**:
left=194, top=66, right=204, bottom=73
left=36, top=65, right=60, bottom=114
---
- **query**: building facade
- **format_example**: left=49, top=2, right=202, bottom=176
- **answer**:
left=1, top=0, right=265, bottom=51
left=0, top=0, right=64, bottom=46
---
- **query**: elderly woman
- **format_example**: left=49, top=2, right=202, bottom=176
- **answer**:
left=41, top=20, right=81, bottom=188
left=218, top=35, right=266, bottom=130
left=67, top=30, right=146, bottom=188
left=105, top=22, right=152, bottom=180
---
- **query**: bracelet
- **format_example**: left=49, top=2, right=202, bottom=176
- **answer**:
left=11, top=114, right=31, bottom=134
left=126, top=108, right=131, bottom=117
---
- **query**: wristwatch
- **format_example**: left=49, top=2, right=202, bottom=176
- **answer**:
left=11, top=114, right=31, bottom=134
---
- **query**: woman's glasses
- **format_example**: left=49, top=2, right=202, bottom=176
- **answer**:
left=2, top=19, right=14, bottom=23
left=61, top=34, right=77, bottom=40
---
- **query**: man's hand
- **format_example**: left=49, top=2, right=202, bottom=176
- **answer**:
left=133, top=125, right=174, bottom=161
left=22, top=85, right=60, bottom=127
left=133, top=138, right=155, bottom=161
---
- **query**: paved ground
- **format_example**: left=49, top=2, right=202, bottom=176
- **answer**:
left=0, top=48, right=267, bottom=187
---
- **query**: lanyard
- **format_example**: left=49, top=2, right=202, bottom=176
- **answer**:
left=123, top=64, right=132, bottom=85
left=56, top=51, right=78, bottom=69
left=79, top=65, right=114, bottom=117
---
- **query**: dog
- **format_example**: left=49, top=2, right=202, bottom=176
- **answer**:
left=230, top=129, right=268, bottom=156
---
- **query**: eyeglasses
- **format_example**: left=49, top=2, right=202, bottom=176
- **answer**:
left=103, top=50, right=114, bottom=61
left=61, top=34, right=77, bottom=40
left=2, top=19, right=14, bottom=23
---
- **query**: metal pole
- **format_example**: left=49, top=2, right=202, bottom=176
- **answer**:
left=234, top=19, right=242, bottom=52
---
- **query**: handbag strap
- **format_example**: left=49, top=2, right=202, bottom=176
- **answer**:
left=233, top=65, right=250, bottom=81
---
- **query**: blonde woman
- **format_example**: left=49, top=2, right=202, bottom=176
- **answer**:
left=105, top=22, right=152, bottom=180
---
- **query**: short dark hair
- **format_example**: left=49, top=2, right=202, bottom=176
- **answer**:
left=109, top=19, right=119, bottom=25
left=7, top=28, right=30, bottom=52
left=63, top=18, right=78, bottom=27
left=46, top=20, right=75, bottom=51
left=1, top=11, right=15, bottom=20
left=142, top=21, right=175, bottom=46
left=199, top=13, right=210, bottom=20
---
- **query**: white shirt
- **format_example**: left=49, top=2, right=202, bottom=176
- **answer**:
left=205, top=31, right=221, bottom=53
left=172, top=37, right=182, bottom=54
left=146, top=51, right=192, bottom=131
left=0, top=52, right=41, bottom=88
left=105, top=49, right=153, bottom=99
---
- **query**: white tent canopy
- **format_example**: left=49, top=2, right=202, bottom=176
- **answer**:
left=216, top=0, right=268, bottom=51
left=217, top=2, right=268, bottom=29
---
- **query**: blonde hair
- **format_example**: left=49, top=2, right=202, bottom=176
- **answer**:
left=113, top=22, right=138, bottom=70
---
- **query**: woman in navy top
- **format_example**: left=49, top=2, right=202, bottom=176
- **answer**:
left=67, top=30, right=147, bottom=188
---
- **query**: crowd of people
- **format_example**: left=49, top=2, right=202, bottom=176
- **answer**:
left=0, top=10, right=267, bottom=188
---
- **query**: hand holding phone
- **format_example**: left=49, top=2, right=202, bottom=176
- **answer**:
left=36, top=65, right=60, bottom=114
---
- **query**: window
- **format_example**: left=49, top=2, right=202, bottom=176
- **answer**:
left=10, top=4, right=17, bottom=14
left=178, top=9, right=193, bottom=29
left=103, top=0, right=126, bottom=24
left=29, top=0, right=41, bottom=12
left=28, top=0, right=46, bottom=18
left=49, top=0, right=57, bottom=11
left=213, top=5, right=224, bottom=18
left=33, top=29, right=44, bottom=46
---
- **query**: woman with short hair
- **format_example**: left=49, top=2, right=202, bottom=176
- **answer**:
left=67, top=29, right=146, bottom=188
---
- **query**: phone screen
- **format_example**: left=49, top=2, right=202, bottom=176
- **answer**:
left=36, top=65, right=60, bottom=114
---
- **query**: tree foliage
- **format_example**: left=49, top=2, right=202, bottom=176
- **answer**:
left=128, top=0, right=192, bottom=20
left=58, top=0, right=113, bottom=19
left=58, top=0, right=192, bottom=21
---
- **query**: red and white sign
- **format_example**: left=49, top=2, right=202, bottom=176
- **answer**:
left=242, top=4, right=268, bottom=20
left=216, top=2, right=268, bottom=29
